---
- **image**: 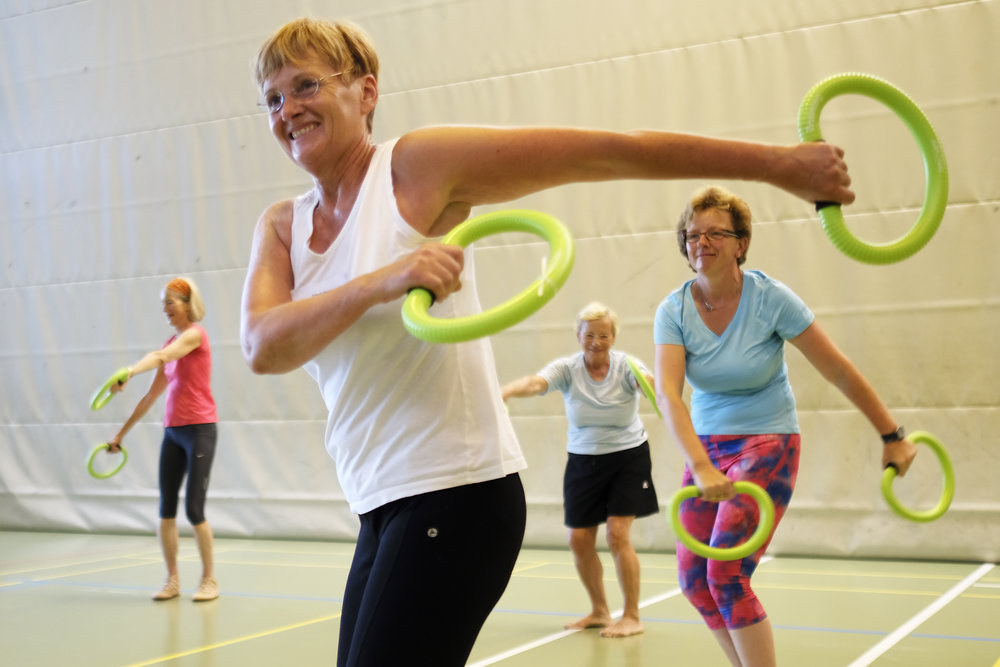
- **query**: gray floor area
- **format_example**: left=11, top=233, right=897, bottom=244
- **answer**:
left=0, top=531, right=997, bottom=666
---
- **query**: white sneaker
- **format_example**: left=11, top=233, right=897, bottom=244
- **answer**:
left=153, top=575, right=180, bottom=601
left=193, top=576, right=219, bottom=602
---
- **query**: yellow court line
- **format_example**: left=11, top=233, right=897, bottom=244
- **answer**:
left=121, top=612, right=342, bottom=667
left=963, top=592, right=1000, bottom=600
left=0, top=550, right=163, bottom=577
left=755, top=582, right=972, bottom=597
left=759, top=567, right=976, bottom=583
left=511, top=561, right=552, bottom=574
left=211, top=558, right=351, bottom=570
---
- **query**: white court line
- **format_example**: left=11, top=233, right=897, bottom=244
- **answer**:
left=467, top=587, right=687, bottom=667
left=847, top=562, right=996, bottom=667
left=469, top=555, right=774, bottom=666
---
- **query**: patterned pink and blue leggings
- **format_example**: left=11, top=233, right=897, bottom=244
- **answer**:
left=677, top=433, right=800, bottom=630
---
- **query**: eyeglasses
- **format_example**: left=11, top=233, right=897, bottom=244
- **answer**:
left=682, top=229, right=742, bottom=244
left=258, top=72, right=343, bottom=114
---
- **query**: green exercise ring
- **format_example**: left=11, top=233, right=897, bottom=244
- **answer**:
left=87, top=443, right=129, bottom=480
left=881, top=430, right=954, bottom=522
left=90, top=367, right=130, bottom=411
left=626, top=356, right=661, bottom=419
left=797, top=72, right=948, bottom=264
left=402, top=209, right=575, bottom=343
left=669, top=481, right=776, bottom=561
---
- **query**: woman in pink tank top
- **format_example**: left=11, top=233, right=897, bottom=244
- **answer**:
left=107, top=276, right=220, bottom=603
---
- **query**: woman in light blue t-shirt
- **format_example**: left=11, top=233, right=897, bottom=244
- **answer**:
left=654, top=186, right=918, bottom=667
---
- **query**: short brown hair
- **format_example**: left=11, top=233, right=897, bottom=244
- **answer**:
left=253, top=18, right=380, bottom=132
left=675, top=185, right=753, bottom=268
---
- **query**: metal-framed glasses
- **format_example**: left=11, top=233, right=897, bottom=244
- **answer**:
left=258, top=72, right=343, bottom=114
left=682, top=229, right=742, bottom=245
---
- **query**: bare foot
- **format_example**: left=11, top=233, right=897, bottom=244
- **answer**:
left=564, top=612, right=612, bottom=630
left=600, top=617, right=644, bottom=638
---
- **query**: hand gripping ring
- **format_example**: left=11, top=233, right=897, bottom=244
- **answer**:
left=797, top=72, right=948, bottom=264
left=90, top=367, right=130, bottom=411
left=87, top=443, right=129, bottom=479
left=669, top=481, right=775, bottom=561
left=402, top=209, right=575, bottom=343
left=881, top=430, right=955, bottom=522
left=626, top=356, right=662, bottom=419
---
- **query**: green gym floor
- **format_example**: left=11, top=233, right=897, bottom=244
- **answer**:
left=1, top=531, right=997, bottom=666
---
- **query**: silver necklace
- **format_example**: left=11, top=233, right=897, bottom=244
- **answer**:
left=696, top=284, right=715, bottom=311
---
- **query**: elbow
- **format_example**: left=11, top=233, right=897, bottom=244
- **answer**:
left=242, top=336, right=277, bottom=375
left=247, top=354, right=272, bottom=375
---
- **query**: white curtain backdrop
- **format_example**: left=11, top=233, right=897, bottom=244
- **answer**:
left=1, top=0, right=997, bottom=561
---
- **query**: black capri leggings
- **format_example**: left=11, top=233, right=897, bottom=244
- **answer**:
left=158, top=423, right=217, bottom=525
left=338, top=473, right=526, bottom=667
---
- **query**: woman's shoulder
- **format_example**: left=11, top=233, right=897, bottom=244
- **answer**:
left=744, top=269, right=797, bottom=296
left=657, top=279, right=694, bottom=314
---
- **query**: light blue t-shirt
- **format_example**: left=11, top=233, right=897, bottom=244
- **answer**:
left=653, top=270, right=814, bottom=435
left=538, top=349, right=649, bottom=456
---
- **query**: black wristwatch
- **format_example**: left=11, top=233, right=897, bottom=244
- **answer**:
left=881, top=426, right=905, bottom=444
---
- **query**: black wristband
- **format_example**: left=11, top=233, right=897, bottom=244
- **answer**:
left=881, top=426, right=905, bottom=444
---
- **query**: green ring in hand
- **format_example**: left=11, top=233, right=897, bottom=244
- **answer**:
left=402, top=209, right=575, bottom=343
left=626, top=356, right=661, bottom=419
left=797, top=72, right=948, bottom=264
left=87, top=443, right=129, bottom=479
left=90, top=367, right=131, bottom=411
left=881, top=430, right=954, bottom=522
left=669, top=481, right=775, bottom=561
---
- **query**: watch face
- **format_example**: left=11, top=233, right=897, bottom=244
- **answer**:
left=883, top=427, right=904, bottom=443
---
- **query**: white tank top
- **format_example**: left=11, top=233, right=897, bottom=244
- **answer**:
left=289, top=139, right=526, bottom=514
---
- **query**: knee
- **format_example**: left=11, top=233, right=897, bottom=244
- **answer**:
left=568, top=529, right=597, bottom=555
left=679, top=568, right=713, bottom=608
left=605, top=527, right=632, bottom=555
left=704, top=564, right=749, bottom=608
left=185, top=503, right=206, bottom=526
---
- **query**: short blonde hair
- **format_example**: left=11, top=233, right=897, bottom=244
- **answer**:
left=575, top=302, right=619, bottom=337
left=163, top=276, right=206, bottom=323
left=675, top=185, right=753, bottom=269
left=253, top=17, right=380, bottom=132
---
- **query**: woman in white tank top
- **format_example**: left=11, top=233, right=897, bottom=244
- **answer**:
left=242, top=17, right=855, bottom=667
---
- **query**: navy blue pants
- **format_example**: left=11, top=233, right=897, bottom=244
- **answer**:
left=338, top=473, right=526, bottom=667
left=158, top=423, right=217, bottom=525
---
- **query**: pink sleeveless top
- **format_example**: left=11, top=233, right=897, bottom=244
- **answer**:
left=163, top=324, right=218, bottom=427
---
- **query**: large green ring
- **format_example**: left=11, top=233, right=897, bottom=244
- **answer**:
left=87, top=443, right=129, bottom=480
left=797, top=72, right=948, bottom=264
left=669, top=481, right=776, bottom=561
left=402, top=209, right=575, bottom=343
left=89, top=367, right=130, bottom=411
left=881, top=430, right=954, bottom=522
left=626, top=356, right=661, bottom=419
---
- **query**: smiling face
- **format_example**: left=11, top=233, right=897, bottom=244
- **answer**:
left=577, top=316, right=616, bottom=361
left=262, top=55, right=377, bottom=171
left=684, top=208, right=747, bottom=276
left=162, top=290, right=191, bottom=331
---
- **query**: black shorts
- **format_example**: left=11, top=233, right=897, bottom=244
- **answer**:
left=564, top=441, right=659, bottom=528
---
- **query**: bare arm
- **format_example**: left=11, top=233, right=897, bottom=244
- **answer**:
left=789, top=322, right=917, bottom=475
left=392, top=126, right=854, bottom=236
left=110, top=326, right=203, bottom=395
left=240, top=201, right=466, bottom=374
left=108, top=368, right=168, bottom=449
left=500, top=375, right=549, bottom=402
left=655, top=343, right=733, bottom=499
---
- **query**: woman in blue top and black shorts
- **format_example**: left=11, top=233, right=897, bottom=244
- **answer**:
left=502, top=302, right=658, bottom=638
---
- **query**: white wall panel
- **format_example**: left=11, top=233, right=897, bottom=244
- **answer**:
left=1, top=0, right=997, bottom=561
